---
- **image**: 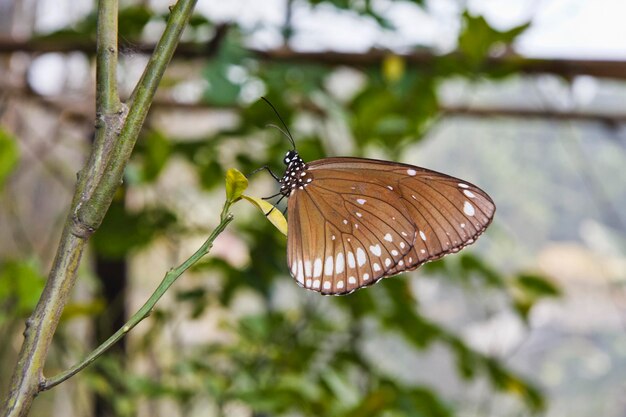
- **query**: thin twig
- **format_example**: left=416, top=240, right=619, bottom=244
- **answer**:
left=42, top=206, right=234, bottom=390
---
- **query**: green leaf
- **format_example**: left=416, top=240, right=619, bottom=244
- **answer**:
left=515, top=273, right=561, bottom=298
left=141, top=130, right=171, bottom=182
left=0, top=129, right=19, bottom=192
left=118, top=6, right=153, bottom=39
left=0, top=259, right=45, bottom=316
left=225, top=168, right=248, bottom=202
left=92, top=203, right=177, bottom=259
left=484, top=357, right=545, bottom=412
left=459, top=253, right=505, bottom=287
left=202, top=31, right=249, bottom=105
left=511, top=273, right=560, bottom=322
left=458, top=11, right=531, bottom=66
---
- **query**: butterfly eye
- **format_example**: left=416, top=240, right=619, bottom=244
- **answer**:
left=284, top=150, right=297, bottom=165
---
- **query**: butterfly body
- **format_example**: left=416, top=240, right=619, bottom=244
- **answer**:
left=278, top=151, right=495, bottom=295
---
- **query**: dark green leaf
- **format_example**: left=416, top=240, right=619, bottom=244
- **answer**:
left=516, top=273, right=561, bottom=298
left=0, top=259, right=45, bottom=316
left=140, top=130, right=171, bottom=182
left=92, top=202, right=177, bottom=259
left=458, top=11, right=531, bottom=67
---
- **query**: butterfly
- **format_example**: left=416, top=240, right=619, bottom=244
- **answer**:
left=260, top=100, right=496, bottom=295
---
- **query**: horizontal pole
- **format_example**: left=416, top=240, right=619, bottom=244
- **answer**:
left=1, top=37, right=626, bottom=80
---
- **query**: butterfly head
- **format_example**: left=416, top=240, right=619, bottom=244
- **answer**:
left=283, top=150, right=299, bottom=165
left=279, top=150, right=309, bottom=196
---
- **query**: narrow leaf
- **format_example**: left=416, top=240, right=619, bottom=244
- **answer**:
left=242, top=195, right=288, bottom=236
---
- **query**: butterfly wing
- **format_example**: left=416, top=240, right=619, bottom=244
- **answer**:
left=287, top=157, right=495, bottom=295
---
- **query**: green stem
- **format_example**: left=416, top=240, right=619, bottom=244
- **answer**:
left=76, top=0, right=199, bottom=233
left=76, top=0, right=124, bottom=219
left=1, top=1, right=199, bottom=416
left=1, top=1, right=122, bottom=416
left=43, top=208, right=234, bottom=390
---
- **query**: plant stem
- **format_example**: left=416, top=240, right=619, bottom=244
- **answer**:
left=43, top=209, right=234, bottom=390
left=1, top=1, right=122, bottom=415
left=1, top=1, right=199, bottom=416
left=76, top=0, right=198, bottom=233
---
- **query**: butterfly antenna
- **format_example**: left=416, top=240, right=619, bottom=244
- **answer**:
left=266, top=123, right=293, bottom=143
left=261, top=97, right=296, bottom=150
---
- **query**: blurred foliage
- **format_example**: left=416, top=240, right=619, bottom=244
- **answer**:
left=91, top=199, right=177, bottom=259
left=0, top=259, right=45, bottom=323
left=0, top=2, right=562, bottom=417
left=0, top=129, right=19, bottom=192
left=457, top=12, right=531, bottom=68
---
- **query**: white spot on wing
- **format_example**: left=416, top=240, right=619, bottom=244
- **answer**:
left=387, top=185, right=394, bottom=190
left=463, top=190, right=476, bottom=198
left=419, top=230, right=427, bottom=241
left=325, top=256, right=333, bottom=276
left=373, top=263, right=381, bottom=272
left=337, top=281, right=344, bottom=289
left=407, top=169, right=417, bottom=176
left=313, top=279, right=321, bottom=289
left=357, top=199, right=366, bottom=205
left=335, top=253, right=345, bottom=274
left=304, top=261, right=312, bottom=277
left=384, top=233, right=393, bottom=242
left=391, top=250, right=399, bottom=256
left=400, top=242, right=406, bottom=249
left=323, top=281, right=331, bottom=290
left=348, top=251, right=356, bottom=268
left=348, top=276, right=357, bottom=285
left=369, top=244, right=382, bottom=256
left=297, top=260, right=304, bottom=283
left=356, top=248, right=366, bottom=266
left=296, top=272, right=305, bottom=285
left=363, top=273, right=370, bottom=280
left=463, top=201, right=475, bottom=216
left=458, top=183, right=469, bottom=188
left=313, top=258, right=322, bottom=278
left=356, top=212, right=362, bottom=218
left=385, top=258, right=392, bottom=267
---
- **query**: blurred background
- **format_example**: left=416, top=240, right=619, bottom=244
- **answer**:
left=1, top=0, right=625, bottom=416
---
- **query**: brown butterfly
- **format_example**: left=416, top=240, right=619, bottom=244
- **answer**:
left=262, top=100, right=495, bottom=295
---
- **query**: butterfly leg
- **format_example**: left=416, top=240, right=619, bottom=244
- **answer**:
left=262, top=192, right=282, bottom=200
left=250, top=165, right=281, bottom=182
left=264, top=195, right=286, bottom=217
